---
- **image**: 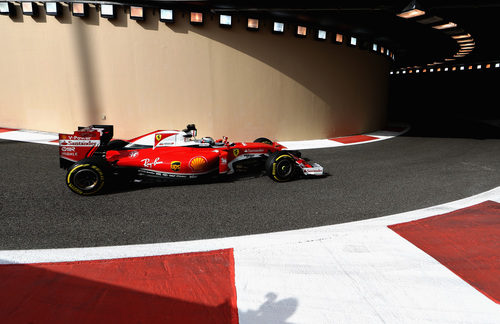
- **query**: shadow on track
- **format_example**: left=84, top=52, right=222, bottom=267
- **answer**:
left=101, top=169, right=329, bottom=196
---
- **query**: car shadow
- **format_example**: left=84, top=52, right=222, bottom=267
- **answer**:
left=95, top=168, right=328, bottom=196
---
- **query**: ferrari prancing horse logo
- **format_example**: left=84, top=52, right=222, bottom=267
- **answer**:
left=233, top=149, right=240, bottom=157
left=154, top=133, right=164, bottom=149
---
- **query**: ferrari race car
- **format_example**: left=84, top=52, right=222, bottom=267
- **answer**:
left=59, top=124, right=324, bottom=195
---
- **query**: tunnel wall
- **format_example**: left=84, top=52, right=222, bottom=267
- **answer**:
left=389, top=67, right=500, bottom=138
left=0, top=4, right=391, bottom=141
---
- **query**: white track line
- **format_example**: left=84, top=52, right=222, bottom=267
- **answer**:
left=278, top=128, right=409, bottom=150
left=0, top=129, right=59, bottom=145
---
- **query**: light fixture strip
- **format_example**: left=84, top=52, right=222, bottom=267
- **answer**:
left=432, top=22, right=457, bottom=30
left=452, top=34, right=472, bottom=39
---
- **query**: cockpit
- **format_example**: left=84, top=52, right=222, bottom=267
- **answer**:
left=124, top=124, right=227, bottom=149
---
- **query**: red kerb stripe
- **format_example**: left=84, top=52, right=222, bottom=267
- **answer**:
left=0, top=249, right=239, bottom=324
left=389, top=201, right=500, bottom=304
left=0, top=127, right=19, bottom=133
left=330, top=135, right=378, bottom=144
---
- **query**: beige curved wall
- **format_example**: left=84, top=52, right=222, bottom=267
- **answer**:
left=0, top=4, right=390, bottom=141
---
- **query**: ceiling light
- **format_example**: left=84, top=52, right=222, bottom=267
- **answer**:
left=72, top=3, right=87, bottom=17
left=452, top=34, right=471, bottom=39
left=219, top=14, right=232, bottom=27
left=273, top=22, right=284, bottom=33
left=432, top=22, right=457, bottom=30
left=22, top=2, right=38, bottom=16
left=190, top=12, right=203, bottom=25
left=397, top=0, right=425, bottom=19
left=0, top=2, right=15, bottom=16
left=296, top=26, right=307, bottom=37
left=334, top=33, right=343, bottom=44
left=457, top=39, right=473, bottom=43
left=316, top=30, right=327, bottom=40
left=247, top=18, right=259, bottom=30
left=45, top=2, right=61, bottom=16
left=101, top=4, right=115, bottom=19
left=160, top=9, right=174, bottom=23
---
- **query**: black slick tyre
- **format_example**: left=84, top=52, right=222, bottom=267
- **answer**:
left=265, top=151, right=297, bottom=182
left=254, top=137, right=273, bottom=145
left=66, top=159, right=107, bottom=195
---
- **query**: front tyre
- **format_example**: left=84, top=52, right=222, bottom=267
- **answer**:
left=66, top=162, right=106, bottom=195
left=265, top=151, right=297, bottom=182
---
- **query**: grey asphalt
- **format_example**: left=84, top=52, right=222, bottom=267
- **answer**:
left=1, top=133, right=499, bottom=250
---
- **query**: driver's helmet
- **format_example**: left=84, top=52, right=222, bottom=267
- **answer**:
left=182, top=124, right=197, bottom=140
left=201, top=137, right=215, bottom=146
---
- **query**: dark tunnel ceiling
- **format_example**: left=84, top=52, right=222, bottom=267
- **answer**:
left=106, top=0, right=500, bottom=68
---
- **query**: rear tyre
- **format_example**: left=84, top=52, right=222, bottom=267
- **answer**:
left=265, top=151, right=297, bottom=182
left=66, top=159, right=107, bottom=195
left=254, top=137, right=273, bottom=145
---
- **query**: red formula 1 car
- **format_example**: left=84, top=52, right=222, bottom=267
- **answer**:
left=59, top=124, right=324, bottom=195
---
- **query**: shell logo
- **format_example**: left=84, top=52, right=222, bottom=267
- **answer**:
left=189, top=156, right=208, bottom=171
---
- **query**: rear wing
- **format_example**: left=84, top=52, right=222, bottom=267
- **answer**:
left=59, top=125, right=113, bottom=169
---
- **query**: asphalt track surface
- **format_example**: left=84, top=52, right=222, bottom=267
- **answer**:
left=1, top=130, right=500, bottom=250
